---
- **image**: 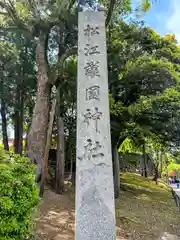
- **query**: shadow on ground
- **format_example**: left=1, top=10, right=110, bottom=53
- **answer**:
left=35, top=186, right=126, bottom=240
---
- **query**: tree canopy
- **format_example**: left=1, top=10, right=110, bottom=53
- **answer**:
left=0, top=0, right=180, bottom=194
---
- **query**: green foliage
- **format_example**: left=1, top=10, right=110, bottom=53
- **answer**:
left=121, top=55, right=179, bottom=104
left=119, top=138, right=142, bottom=153
left=167, top=152, right=180, bottom=173
left=0, top=148, right=40, bottom=240
left=108, top=19, right=180, bottom=152
left=168, top=163, right=180, bottom=174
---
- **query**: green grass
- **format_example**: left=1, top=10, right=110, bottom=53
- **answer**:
left=62, top=173, right=180, bottom=239
left=116, top=173, right=180, bottom=239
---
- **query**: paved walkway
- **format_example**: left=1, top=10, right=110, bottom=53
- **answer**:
left=170, top=183, right=180, bottom=197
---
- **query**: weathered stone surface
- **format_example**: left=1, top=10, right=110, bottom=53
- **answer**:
left=75, top=11, right=116, bottom=240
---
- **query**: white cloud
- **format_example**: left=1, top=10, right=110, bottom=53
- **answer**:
left=167, top=0, right=180, bottom=42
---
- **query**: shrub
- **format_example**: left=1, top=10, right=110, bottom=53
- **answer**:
left=0, top=148, right=40, bottom=240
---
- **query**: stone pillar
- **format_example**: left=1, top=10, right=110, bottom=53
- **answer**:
left=75, top=11, right=116, bottom=240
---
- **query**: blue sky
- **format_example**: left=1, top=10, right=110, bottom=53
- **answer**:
left=132, top=0, right=180, bottom=42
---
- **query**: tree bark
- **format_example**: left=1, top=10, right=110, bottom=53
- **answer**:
left=66, top=133, right=74, bottom=180
left=18, top=82, right=24, bottom=155
left=0, top=98, right=9, bottom=151
left=71, top=161, right=76, bottom=186
left=54, top=84, right=65, bottom=194
left=140, top=156, right=144, bottom=176
left=153, top=151, right=159, bottom=184
left=24, top=123, right=30, bottom=153
left=143, top=143, right=148, bottom=177
left=55, top=115, right=65, bottom=194
left=68, top=149, right=73, bottom=180
left=112, top=146, right=120, bottom=199
left=27, top=39, right=51, bottom=197
left=44, top=98, right=56, bottom=180
left=14, top=110, right=19, bottom=154
left=14, top=69, right=24, bottom=155
left=159, top=151, right=163, bottom=178
left=153, top=166, right=159, bottom=185
left=14, top=80, right=20, bottom=154
left=24, top=104, right=34, bottom=152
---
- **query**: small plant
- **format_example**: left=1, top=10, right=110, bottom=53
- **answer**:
left=0, top=148, right=40, bottom=240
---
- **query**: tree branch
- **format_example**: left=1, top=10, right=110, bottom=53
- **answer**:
left=0, top=0, right=6, bottom=8
left=0, top=1, right=29, bottom=33
left=59, top=46, right=77, bottom=66
left=68, top=0, right=76, bottom=10
left=44, top=30, right=50, bottom=69
left=0, top=11, right=8, bottom=15
left=105, top=0, right=116, bottom=27
left=48, top=46, right=77, bottom=86
left=27, top=0, right=40, bottom=21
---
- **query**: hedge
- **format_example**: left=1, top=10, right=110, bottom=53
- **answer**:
left=0, top=148, right=40, bottom=240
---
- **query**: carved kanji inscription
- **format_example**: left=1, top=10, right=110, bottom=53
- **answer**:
left=77, top=139, right=104, bottom=162
left=83, top=107, right=102, bottom=133
left=86, top=85, right=100, bottom=101
left=84, top=60, right=100, bottom=78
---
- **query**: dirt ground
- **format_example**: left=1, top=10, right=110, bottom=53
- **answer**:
left=34, top=177, right=180, bottom=240
left=34, top=184, right=126, bottom=240
left=35, top=187, right=75, bottom=240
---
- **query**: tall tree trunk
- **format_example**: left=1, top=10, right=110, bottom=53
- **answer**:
left=0, top=72, right=9, bottom=150
left=68, top=148, right=73, bottom=180
left=14, top=69, right=24, bottom=155
left=143, top=143, right=148, bottom=177
left=18, top=82, right=24, bottom=155
left=44, top=98, right=56, bottom=180
left=55, top=85, right=65, bottom=194
left=24, top=124, right=30, bottom=153
left=14, top=82, right=20, bottom=154
left=165, top=154, right=168, bottom=183
left=153, top=151, right=159, bottom=184
left=159, top=151, right=163, bottom=178
left=140, top=157, right=144, bottom=176
left=0, top=98, right=9, bottom=151
left=72, top=161, right=76, bottom=186
left=24, top=104, right=34, bottom=152
left=153, top=165, right=159, bottom=185
left=66, top=134, right=74, bottom=180
left=55, top=115, right=65, bottom=194
left=112, top=146, right=120, bottom=199
left=111, top=137, right=126, bottom=198
left=27, top=39, right=51, bottom=197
